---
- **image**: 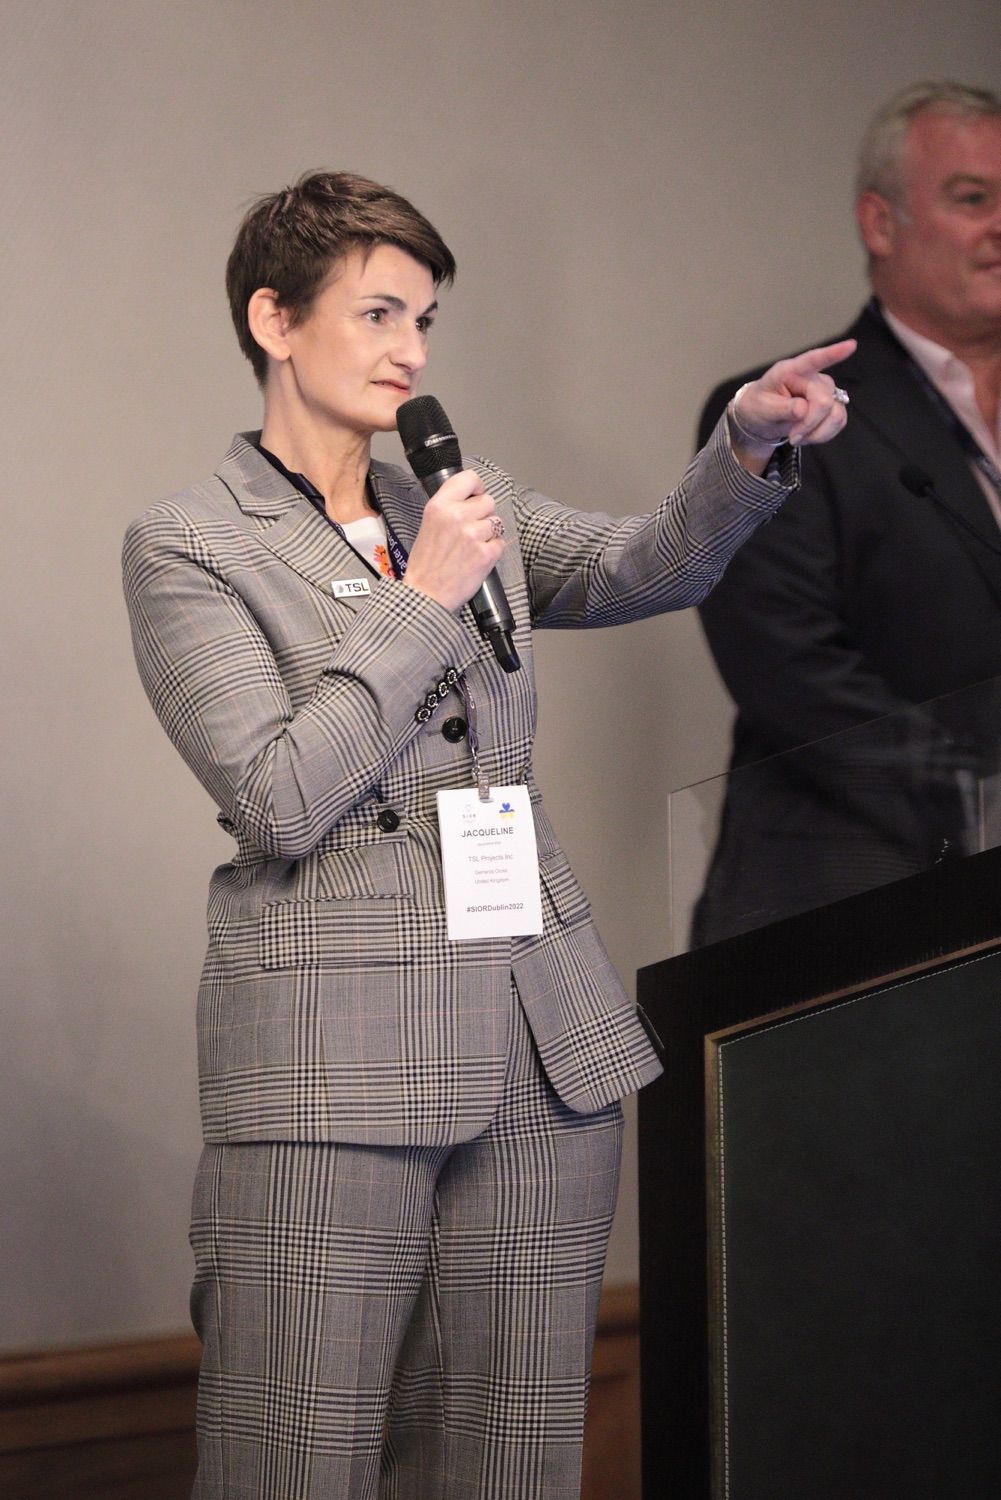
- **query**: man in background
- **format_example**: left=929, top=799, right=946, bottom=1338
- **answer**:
left=693, top=80, right=1001, bottom=944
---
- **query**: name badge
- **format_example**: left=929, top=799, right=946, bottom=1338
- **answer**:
left=437, top=785, right=543, bottom=940
left=331, top=577, right=371, bottom=598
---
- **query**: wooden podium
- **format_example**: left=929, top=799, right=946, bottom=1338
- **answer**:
left=637, top=845, right=1001, bottom=1499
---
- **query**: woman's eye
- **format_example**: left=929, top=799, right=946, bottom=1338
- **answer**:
left=416, top=316, right=432, bottom=334
left=366, top=308, right=387, bottom=323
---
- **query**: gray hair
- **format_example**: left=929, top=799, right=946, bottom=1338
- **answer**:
left=855, top=80, right=1001, bottom=212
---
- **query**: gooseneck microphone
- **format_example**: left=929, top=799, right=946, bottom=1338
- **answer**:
left=898, top=465, right=938, bottom=500
left=397, top=395, right=521, bottom=673
left=898, top=465, right=1001, bottom=560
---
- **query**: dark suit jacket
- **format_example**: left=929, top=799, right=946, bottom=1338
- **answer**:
left=693, top=302, right=1001, bottom=943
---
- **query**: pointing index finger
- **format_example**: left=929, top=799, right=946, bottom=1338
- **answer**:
left=789, top=338, right=858, bottom=376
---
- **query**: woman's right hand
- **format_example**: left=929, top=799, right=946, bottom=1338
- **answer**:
left=402, top=469, right=507, bottom=613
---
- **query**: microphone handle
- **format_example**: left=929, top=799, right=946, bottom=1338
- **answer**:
left=471, top=576, right=520, bottom=673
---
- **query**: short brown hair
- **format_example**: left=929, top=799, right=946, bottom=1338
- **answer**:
left=226, top=171, right=457, bottom=385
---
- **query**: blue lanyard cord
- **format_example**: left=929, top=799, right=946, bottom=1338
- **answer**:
left=309, top=479, right=410, bottom=581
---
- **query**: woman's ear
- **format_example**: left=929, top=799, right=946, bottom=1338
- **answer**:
left=247, top=288, right=292, bottom=366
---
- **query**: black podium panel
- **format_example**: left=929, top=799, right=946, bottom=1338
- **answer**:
left=713, top=950, right=1001, bottom=1498
left=638, top=845, right=1001, bottom=1500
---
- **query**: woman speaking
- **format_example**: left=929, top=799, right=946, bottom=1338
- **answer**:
left=123, top=171, right=851, bottom=1499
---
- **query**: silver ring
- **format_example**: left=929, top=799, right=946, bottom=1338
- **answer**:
left=489, top=516, right=505, bottom=540
left=832, top=387, right=850, bottom=406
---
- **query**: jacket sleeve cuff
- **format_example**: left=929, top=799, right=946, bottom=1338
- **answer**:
left=321, top=576, right=481, bottom=705
left=708, top=408, right=801, bottom=513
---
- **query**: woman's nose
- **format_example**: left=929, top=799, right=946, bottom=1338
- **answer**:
left=393, top=325, right=428, bottom=372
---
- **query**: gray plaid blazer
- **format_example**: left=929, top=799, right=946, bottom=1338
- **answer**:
left=123, top=424, right=794, bottom=1146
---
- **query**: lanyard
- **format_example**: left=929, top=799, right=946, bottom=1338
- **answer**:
left=867, top=299, right=1001, bottom=499
left=455, top=675, right=492, bottom=801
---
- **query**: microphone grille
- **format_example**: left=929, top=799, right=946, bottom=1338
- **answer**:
left=397, top=395, right=463, bottom=480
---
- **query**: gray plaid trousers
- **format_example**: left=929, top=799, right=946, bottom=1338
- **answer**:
left=190, top=994, right=623, bottom=1499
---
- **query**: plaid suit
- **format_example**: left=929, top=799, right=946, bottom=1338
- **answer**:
left=123, top=422, right=795, bottom=1496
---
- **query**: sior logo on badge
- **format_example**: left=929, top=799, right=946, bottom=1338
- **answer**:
left=331, top=578, right=371, bottom=598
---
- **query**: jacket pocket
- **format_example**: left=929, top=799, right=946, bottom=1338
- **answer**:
left=259, top=895, right=415, bottom=970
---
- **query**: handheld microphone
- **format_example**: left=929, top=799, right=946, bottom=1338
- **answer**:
left=397, top=395, right=521, bottom=673
left=898, top=465, right=1001, bottom=559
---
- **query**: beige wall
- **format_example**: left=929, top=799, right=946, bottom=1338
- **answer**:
left=1, top=0, right=996, bottom=1348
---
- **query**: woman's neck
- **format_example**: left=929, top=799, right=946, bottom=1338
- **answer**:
left=260, top=408, right=376, bottom=524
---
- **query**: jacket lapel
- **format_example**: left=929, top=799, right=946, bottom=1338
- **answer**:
left=213, top=436, right=490, bottom=653
left=843, top=310, right=1001, bottom=605
left=215, top=434, right=395, bottom=607
left=368, top=458, right=427, bottom=557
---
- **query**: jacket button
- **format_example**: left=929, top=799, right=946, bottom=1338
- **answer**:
left=441, top=716, right=468, bottom=743
left=376, top=808, right=400, bottom=833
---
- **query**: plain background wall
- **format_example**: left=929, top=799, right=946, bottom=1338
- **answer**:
left=1, top=0, right=997, bottom=1350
